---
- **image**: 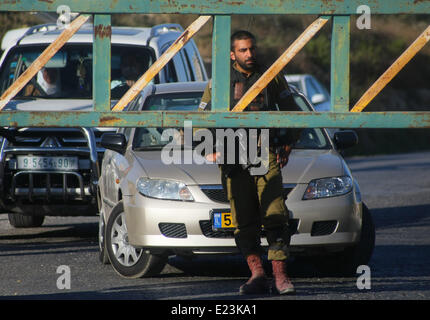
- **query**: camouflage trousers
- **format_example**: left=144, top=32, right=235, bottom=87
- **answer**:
left=220, top=151, right=291, bottom=261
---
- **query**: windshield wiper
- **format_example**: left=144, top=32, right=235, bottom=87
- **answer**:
left=13, top=96, right=37, bottom=100
left=133, top=144, right=196, bottom=151
left=133, top=145, right=166, bottom=151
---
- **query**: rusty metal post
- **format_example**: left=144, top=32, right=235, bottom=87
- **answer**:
left=331, top=15, right=350, bottom=112
left=211, top=15, right=231, bottom=112
left=93, top=14, right=112, bottom=112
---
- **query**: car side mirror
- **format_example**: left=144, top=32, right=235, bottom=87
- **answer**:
left=333, top=130, right=358, bottom=149
left=311, top=93, right=326, bottom=105
left=101, top=133, right=127, bottom=155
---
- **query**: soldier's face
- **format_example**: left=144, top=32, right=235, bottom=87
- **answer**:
left=231, top=38, right=257, bottom=71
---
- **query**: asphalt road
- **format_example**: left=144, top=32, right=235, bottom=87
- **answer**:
left=1, top=151, right=429, bottom=302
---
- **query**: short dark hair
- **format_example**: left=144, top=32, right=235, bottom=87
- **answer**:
left=231, top=30, right=256, bottom=51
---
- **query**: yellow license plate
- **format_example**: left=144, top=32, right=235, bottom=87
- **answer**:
left=212, top=211, right=235, bottom=230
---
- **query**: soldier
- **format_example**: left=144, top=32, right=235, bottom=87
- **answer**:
left=199, top=30, right=301, bottom=295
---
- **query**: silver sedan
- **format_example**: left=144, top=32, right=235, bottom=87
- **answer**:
left=98, top=81, right=375, bottom=278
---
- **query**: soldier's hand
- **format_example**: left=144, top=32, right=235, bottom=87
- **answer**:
left=205, top=152, right=221, bottom=163
left=277, top=145, right=292, bottom=168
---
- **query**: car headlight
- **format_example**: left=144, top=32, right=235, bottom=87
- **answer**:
left=303, top=176, right=353, bottom=200
left=136, top=177, right=194, bottom=201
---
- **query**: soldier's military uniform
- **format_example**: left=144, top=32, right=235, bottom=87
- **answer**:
left=199, top=61, right=301, bottom=263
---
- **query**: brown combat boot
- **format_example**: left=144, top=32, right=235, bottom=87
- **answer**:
left=239, top=254, right=269, bottom=294
left=271, top=260, right=295, bottom=295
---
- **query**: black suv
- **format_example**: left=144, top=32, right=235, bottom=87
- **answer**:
left=0, top=22, right=207, bottom=227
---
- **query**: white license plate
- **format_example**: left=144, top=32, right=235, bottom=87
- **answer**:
left=17, top=156, right=78, bottom=170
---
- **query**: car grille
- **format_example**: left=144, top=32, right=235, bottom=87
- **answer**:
left=199, top=220, right=235, bottom=238
left=11, top=171, right=90, bottom=201
left=200, top=187, right=228, bottom=203
left=311, top=220, right=338, bottom=236
left=200, top=184, right=296, bottom=203
left=7, top=127, right=112, bottom=150
left=2, top=128, right=115, bottom=202
left=159, top=223, right=187, bottom=238
left=200, top=219, right=299, bottom=239
left=288, top=219, right=299, bottom=235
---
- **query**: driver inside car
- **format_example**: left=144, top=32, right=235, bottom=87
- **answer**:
left=24, top=67, right=61, bottom=97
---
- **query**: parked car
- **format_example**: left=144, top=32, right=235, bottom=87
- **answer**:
left=0, top=22, right=207, bottom=227
left=285, top=74, right=331, bottom=112
left=98, top=81, right=375, bottom=278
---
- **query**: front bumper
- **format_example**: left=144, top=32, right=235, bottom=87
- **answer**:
left=0, top=128, right=101, bottom=215
left=124, top=184, right=362, bottom=256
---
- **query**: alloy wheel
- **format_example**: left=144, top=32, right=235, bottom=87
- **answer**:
left=110, top=212, right=143, bottom=267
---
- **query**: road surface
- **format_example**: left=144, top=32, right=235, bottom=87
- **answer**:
left=1, top=152, right=429, bottom=302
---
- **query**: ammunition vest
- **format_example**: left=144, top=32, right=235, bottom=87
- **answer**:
left=229, top=64, right=276, bottom=111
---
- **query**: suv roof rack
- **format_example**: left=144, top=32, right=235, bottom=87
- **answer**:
left=1, top=23, right=60, bottom=50
left=150, top=23, right=184, bottom=38
left=23, top=23, right=59, bottom=36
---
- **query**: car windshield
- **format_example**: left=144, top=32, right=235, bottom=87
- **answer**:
left=287, top=80, right=302, bottom=92
left=133, top=91, right=203, bottom=150
left=291, top=93, right=331, bottom=149
left=0, top=44, right=154, bottom=99
left=132, top=90, right=330, bottom=150
left=142, top=92, right=202, bottom=111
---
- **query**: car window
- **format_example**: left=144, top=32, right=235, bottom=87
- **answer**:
left=292, top=92, right=312, bottom=111
left=160, top=42, right=190, bottom=82
left=0, top=44, right=154, bottom=99
left=287, top=80, right=302, bottom=93
left=295, top=128, right=329, bottom=149
left=312, top=77, right=330, bottom=98
left=182, top=47, right=195, bottom=81
left=183, top=42, right=206, bottom=81
left=142, top=92, right=202, bottom=111
left=291, top=92, right=330, bottom=150
left=163, top=60, right=178, bottom=83
left=133, top=91, right=203, bottom=150
left=110, top=46, right=155, bottom=99
left=305, top=77, right=320, bottom=100
left=172, top=51, right=189, bottom=82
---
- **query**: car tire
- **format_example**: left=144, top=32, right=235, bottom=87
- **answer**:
left=8, top=213, right=44, bottom=228
left=98, top=211, right=110, bottom=265
left=105, top=201, right=167, bottom=278
left=314, top=203, right=375, bottom=276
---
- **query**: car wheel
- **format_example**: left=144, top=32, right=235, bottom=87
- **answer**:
left=314, top=203, right=375, bottom=276
left=8, top=213, right=44, bottom=228
left=98, top=211, right=110, bottom=264
left=105, top=201, right=167, bottom=278
left=347, top=203, right=375, bottom=270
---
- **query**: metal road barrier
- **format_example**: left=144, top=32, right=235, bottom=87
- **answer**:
left=0, top=0, right=430, bottom=128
